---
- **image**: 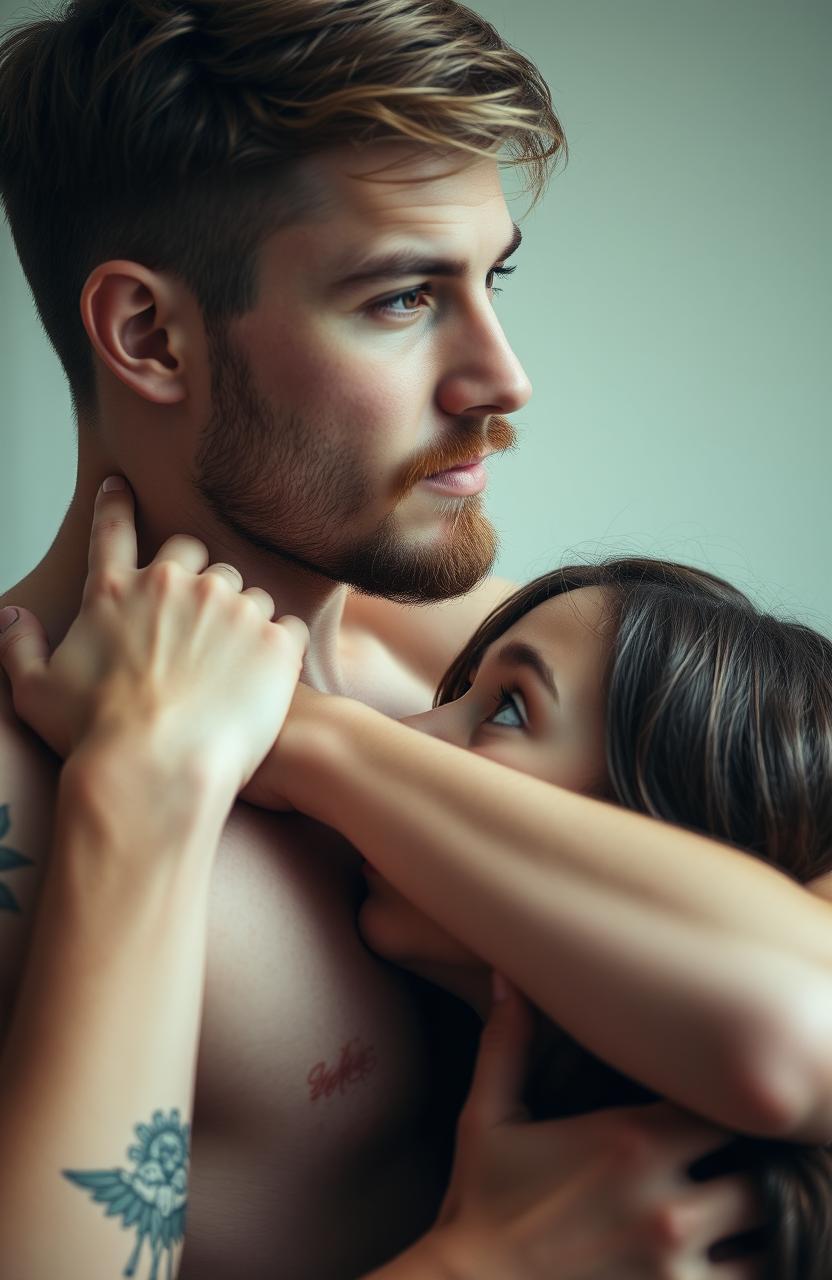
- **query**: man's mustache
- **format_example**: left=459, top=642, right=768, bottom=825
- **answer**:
left=395, top=416, right=518, bottom=499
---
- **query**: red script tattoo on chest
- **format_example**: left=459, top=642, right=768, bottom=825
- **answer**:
left=307, top=1039, right=378, bottom=1102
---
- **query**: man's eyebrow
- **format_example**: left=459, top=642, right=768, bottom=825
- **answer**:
left=495, top=640, right=559, bottom=702
left=331, top=222, right=522, bottom=290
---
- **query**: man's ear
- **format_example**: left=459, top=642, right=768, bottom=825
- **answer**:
left=80, top=261, right=196, bottom=405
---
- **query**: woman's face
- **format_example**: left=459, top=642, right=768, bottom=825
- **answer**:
left=358, top=585, right=615, bottom=999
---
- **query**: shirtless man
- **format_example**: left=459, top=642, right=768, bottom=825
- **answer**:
left=0, top=1, right=759, bottom=1276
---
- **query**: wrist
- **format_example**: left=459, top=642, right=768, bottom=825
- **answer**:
left=279, top=692, right=373, bottom=820
left=60, top=730, right=232, bottom=855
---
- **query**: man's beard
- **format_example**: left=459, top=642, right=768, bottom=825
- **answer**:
left=193, top=325, right=515, bottom=603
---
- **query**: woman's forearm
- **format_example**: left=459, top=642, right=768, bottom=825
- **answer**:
left=0, top=743, right=226, bottom=1280
left=282, top=694, right=832, bottom=1140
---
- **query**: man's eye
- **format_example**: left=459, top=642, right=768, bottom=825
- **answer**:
left=487, top=263, right=517, bottom=296
left=369, top=285, right=432, bottom=316
left=486, top=687, right=527, bottom=729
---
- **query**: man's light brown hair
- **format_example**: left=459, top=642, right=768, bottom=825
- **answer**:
left=0, top=0, right=564, bottom=412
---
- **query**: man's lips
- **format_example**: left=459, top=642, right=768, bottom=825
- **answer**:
left=418, top=457, right=489, bottom=496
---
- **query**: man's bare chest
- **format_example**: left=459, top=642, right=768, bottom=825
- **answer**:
left=0, top=708, right=451, bottom=1277
left=184, top=804, right=444, bottom=1278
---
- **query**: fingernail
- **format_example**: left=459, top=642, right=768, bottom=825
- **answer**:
left=102, top=475, right=126, bottom=493
left=0, top=606, right=20, bottom=634
left=492, top=972, right=509, bottom=1003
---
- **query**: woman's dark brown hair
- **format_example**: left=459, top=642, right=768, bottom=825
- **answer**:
left=438, top=556, right=832, bottom=1278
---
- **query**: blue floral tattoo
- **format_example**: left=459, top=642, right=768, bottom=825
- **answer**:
left=63, top=1108, right=189, bottom=1280
left=0, top=804, right=33, bottom=913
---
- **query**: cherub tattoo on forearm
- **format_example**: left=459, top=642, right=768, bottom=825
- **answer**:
left=0, top=804, right=33, bottom=913
left=63, top=1108, right=189, bottom=1280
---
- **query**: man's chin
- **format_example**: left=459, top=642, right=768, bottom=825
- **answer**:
left=339, top=506, right=499, bottom=604
left=195, top=463, right=497, bottom=602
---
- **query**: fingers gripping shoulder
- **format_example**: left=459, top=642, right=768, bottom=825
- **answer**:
left=0, top=607, right=51, bottom=724
left=266, top=614, right=309, bottom=663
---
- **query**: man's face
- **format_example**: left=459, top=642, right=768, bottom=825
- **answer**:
left=194, top=144, right=531, bottom=602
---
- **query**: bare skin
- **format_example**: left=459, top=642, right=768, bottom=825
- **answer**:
left=6, top=484, right=688, bottom=1280
left=0, top=490, right=762, bottom=1280
left=0, top=144, right=759, bottom=1278
left=0, top=146, right=524, bottom=1275
left=0, top=587, right=485, bottom=1279
left=0, top=482, right=313, bottom=1280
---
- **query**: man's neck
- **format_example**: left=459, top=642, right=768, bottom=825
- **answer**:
left=0, top=463, right=355, bottom=696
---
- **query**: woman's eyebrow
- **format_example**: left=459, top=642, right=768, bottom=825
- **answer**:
left=495, top=641, right=559, bottom=702
left=331, top=223, right=522, bottom=290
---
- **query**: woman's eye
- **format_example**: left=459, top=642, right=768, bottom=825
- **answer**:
left=486, top=689, right=527, bottom=729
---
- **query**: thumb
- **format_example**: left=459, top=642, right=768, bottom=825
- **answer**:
left=0, top=607, right=51, bottom=698
left=463, top=973, right=535, bottom=1131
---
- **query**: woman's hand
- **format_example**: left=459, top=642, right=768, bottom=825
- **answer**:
left=0, top=476, right=308, bottom=808
left=241, top=681, right=331, bottom=809
left=419, top=981, right=764, bottom=1280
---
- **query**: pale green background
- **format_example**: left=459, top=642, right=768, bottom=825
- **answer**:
left=1, top=1, right=830, bottom=631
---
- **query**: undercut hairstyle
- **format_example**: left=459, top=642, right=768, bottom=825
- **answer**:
left=0, top=0, right=564, bottom=412
left=438, top=557, right=832, bottom=1279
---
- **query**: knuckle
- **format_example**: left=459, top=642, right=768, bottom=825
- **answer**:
left=223, top=595, right=267, bottom=642
left=86, top=566, right=125, bottom=601
left=94, top=514, right=130, bottom=536
left=606, top=1119, right=656, bottom=1175
left=198, top=566, right=231, bottom=596
left=264, top=621, right=299, bottom=658
left=642, top=1199, right=696, bottom=1254
left=147, top=560, right=183, bottom=595
left=273, top=619, right=299, bottom=648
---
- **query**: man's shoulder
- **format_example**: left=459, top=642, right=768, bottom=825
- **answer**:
left=0, top=687, right=60, bottom=849
left=0, top=687, right=59, bottom=1011
left=0, top=671, right=57, bottom=747
left=345, top=575, right=517, bottom=687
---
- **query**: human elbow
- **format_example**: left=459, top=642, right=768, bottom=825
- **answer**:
left=730, top=986, right=832, bottom=1142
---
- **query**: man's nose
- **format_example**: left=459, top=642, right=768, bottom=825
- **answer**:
left=435, top=304, right=532, bottom=420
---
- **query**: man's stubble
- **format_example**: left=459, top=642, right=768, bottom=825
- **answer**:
left=194, top=325, right=513, bottom=604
